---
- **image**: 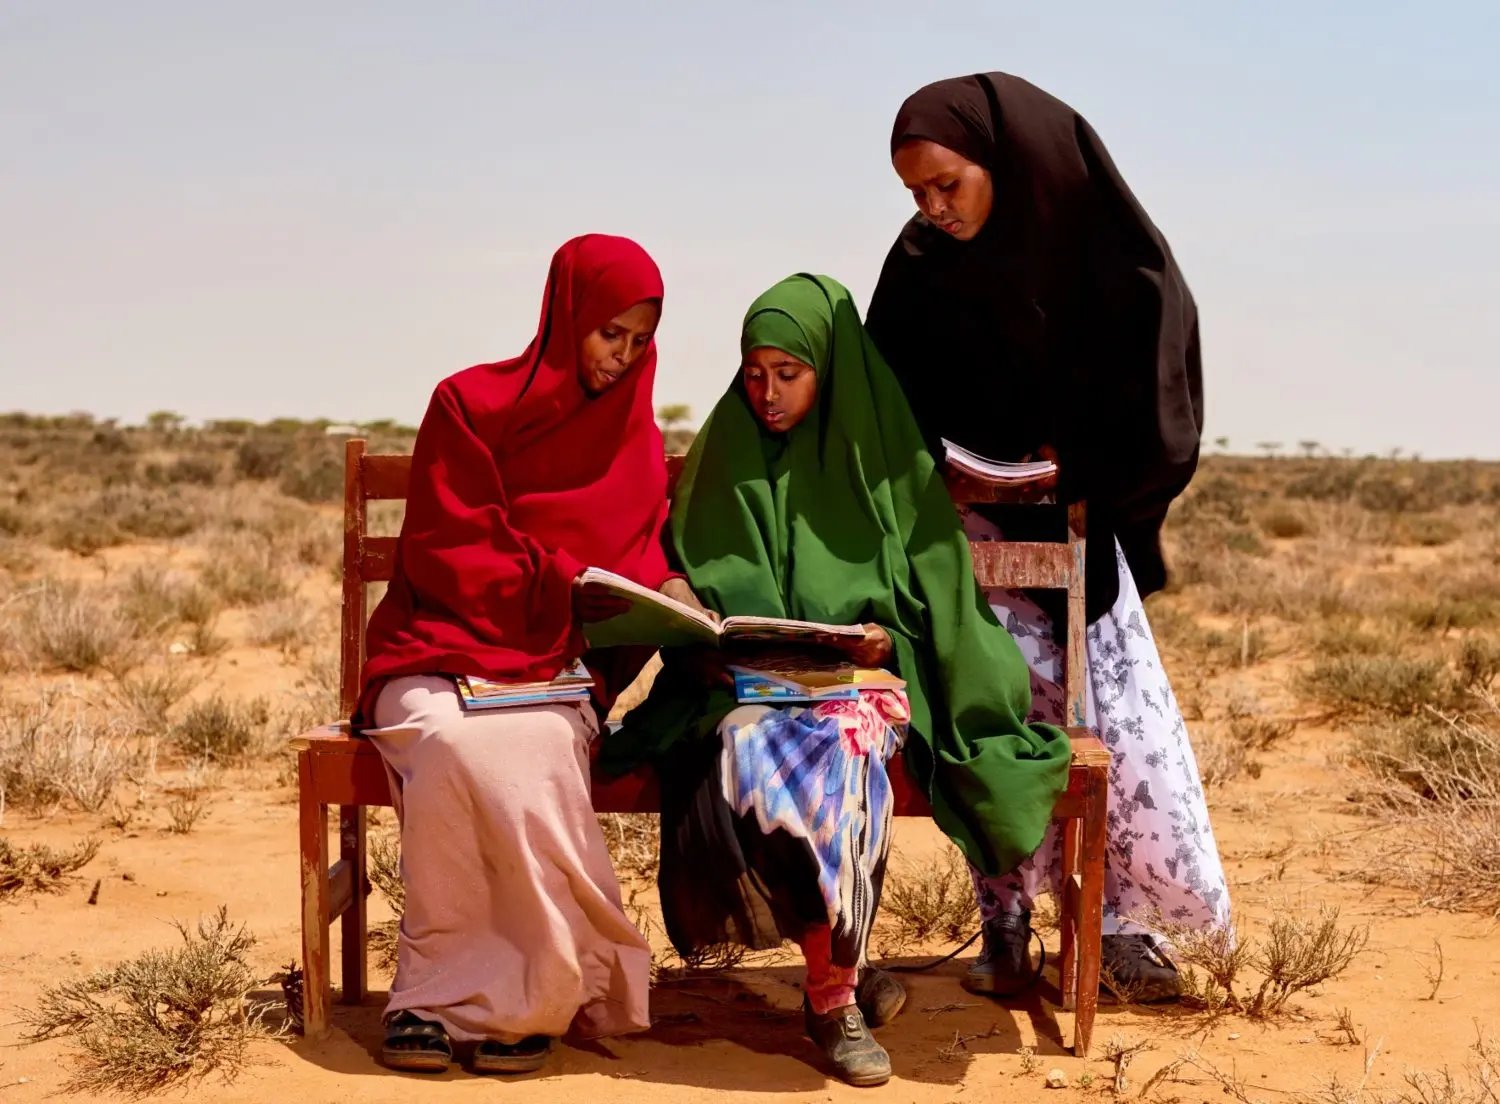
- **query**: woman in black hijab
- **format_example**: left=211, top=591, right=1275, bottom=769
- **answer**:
left=866, top=72, right=1229, bottom=1004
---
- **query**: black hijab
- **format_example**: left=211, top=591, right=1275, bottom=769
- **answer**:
left=865, top=72, right=1203, bottom=622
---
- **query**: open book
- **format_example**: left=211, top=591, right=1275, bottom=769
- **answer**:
left=942, top=438, right=1058, bottom=485
left=578, top=567, right=864, bottom=651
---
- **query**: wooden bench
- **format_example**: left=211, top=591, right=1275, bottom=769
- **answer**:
left=293, top=439, right=1110, bottom=1056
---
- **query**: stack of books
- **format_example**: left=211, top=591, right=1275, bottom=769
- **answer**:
left=456, top=660, right=595, bottom=712
left=729, top=661, right=906, bottom=705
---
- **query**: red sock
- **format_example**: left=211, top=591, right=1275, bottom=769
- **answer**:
left=799, top=924, right=858, bottom=1015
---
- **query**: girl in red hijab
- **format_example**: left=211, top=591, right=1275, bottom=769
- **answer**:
left=360, top=235, right=699, bottom=1075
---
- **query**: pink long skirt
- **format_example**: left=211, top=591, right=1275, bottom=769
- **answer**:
left=367, top=674, right=650, bottom=1043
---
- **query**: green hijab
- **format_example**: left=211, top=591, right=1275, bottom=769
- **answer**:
left=610, top=274, right=1071, bottom=876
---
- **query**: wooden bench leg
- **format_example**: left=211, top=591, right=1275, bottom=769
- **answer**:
left=1059, top=816, right=1081, bottom=1011
left=1072, top=768, right=1108, bottom=1059
left=338, top=805, right=368, bottom=1005
left=298, top=751, right=331, bottom=1038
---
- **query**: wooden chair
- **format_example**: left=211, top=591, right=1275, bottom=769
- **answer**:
left=293, top=439, right=1109, bottom=1056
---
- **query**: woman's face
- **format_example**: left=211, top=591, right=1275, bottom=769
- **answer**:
left=742, top=346, right=818, bottom=434
left=577, top=299, right=661, bottom=395
left=892, top=139, right=993, bottom=242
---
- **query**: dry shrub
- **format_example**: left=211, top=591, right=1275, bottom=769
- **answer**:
left=188, top=619, right=229, bottom=658
left=599, top=813, right=660, bottom=880
left=880, top=846, right=979, bottom=944
left=277, top=444, right=343, bottom=504
left=1393, top=514, right=1464, bottom=548
left=368, top=831, right=404, bottom=913
left=367, top=831, right=405, bottom=972
left=1309, top=619, right=1409, bottom=658
left=143, top=455, right=221, bottom=487
left=1381, top=1029, right=1499, bottom=1104
left=1303, top=655, right=1451, bottom=718
left=119, top=568, right=220, bottom=636
left=1386, top=570, right=1500, bottom=633
left=110, top=666, right=195, bottom=732
left=0, top=836, right=100, bottom=898
left=0, top=689, right=140, bottom=814
left=163, top=763, right=215, bottom=835
left=279, top=651, right=340, bottom=732
left=1196, top=729, right=1262, bottom=788
left=9, top=580, right=141, bottom=675
left=1257, top=503, right=1315, bottom=539
left=1353, top=698, right=1500, bottom=916
left=248, top=599, right=314, bottom=658
left=0, top=534, right=39, bottom=576
left=52, top=486, right=206, bottom=547
left=201, top=543, right=290, bottom=608
left=1147, top=906, right=1367, bottom=1018
left=169, top=695, right=271, bottom=764
left=1306, top=641, right=1498, bottom=721
left=47, top=512, right=126, bottom=555
left=20, top=907, right=282, bottom=1095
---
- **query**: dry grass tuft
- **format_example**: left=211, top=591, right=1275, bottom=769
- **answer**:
left=598, top=813, right=660, bottom=881
left=168, top=695, right=271, bottom=764
left=110, top=666, right=195, bottom=734
left=247, top=599, right=315, bottom=658
left=0, top=688, right=141, bottom=815
left=880, top=846, right=980, bottom=945
left=0, top=836, right=100, bottom=898
left=1145, top=906, right=1367, bottom=1018
left=119, top=568, right=219, bottom=637
left=201, top=543, right=291, bottom=608
left=1352, top=697, right=1500, bottom=916
left=8, top=580, right=142, bottom=675
left=19, top=907, right=282, bottom=1095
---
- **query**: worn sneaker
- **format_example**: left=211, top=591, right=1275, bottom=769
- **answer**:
left=962, top=910, right=1038, bottom=998
left=803, top=1000, right=892, bottom=1087
left=855, top=967, right=906, bottom=1028
left=1100, top=934, right=1182, bottom=1003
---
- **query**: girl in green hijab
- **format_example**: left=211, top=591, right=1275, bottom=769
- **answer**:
left=613, top=274, right=1071, bottom=1087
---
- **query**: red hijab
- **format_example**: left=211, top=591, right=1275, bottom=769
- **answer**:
left=360, top=235, right=672, bottom=709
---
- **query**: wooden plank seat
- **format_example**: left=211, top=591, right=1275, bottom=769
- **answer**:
left=294, top=439, right=1110, bottom=1057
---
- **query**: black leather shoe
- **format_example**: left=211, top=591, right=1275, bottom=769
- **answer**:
left=962, top=910, right=1038, bottom=998
left=1100, top=934, right=1182, bottom=1003
left=803, top=1000, right=891, bottom=1087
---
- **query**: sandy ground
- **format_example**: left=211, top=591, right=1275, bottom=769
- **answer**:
left=3, top=701, right=1497, bottom=1104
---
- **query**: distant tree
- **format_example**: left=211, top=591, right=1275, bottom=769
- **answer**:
left=1255, top=441, right=1283, bottom=459
left=1213, top=436, right=1231, bottom=452
left=1341, top=447, right=1354, bottom=460
left=657, top=404, right=692, bottom=431
left=1297, top=440, right=1322, bottom=459
left=657, top=404, right=696, bottom=454
left=1388, top=447, right=1403, bottom=461
left=146, top=410, right=185, bottom=434
left=206, top=419, right=256, bottom=435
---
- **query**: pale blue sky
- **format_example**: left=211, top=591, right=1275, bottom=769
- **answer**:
left=3, top=2, right=1496, bottom=457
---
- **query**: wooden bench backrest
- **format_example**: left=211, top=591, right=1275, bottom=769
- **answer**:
left=339, top=438, right=1087, bottom=723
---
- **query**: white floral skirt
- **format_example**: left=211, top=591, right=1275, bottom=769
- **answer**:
left=961, top=508, right=1232, bottom=936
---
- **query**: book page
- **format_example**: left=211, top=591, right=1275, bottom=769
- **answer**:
left=941, top=438, right=1058, bottom=483
left=719, top=615, right=864, bottom=643
left=578, top=567, right=721, bottom=649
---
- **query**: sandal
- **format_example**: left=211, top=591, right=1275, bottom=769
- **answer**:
left=472, top=1035, right=554, bottom=1074
left=381, top=1011, right=452, bottom=1073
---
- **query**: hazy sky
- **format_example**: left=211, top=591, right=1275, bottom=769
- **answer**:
left=3, top=2, right=1496, bottom=457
